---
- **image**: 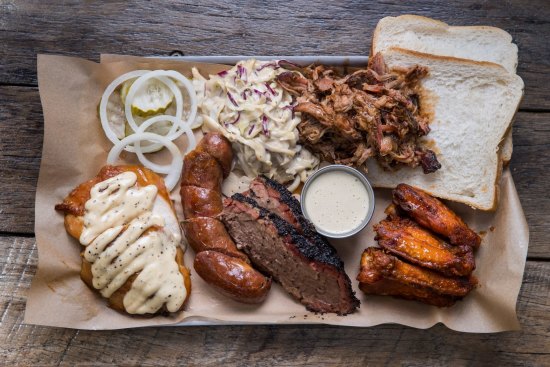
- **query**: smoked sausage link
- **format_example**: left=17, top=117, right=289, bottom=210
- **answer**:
left=182, top=217, right=249, bottom=262
left=196, top=133, right=233, bottom=178
left=181, top=186, right=224, bottom=218
left=181, top=132, right=271, bottom=303
left=194, top=251, right=270, bottom=304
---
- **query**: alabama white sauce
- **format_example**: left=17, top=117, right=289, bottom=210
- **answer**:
left=304, top=170, right=370, bottom=234
left=79, top=171, right=186, bottom=314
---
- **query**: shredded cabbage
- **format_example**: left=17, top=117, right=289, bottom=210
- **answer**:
left=192, top=59, right=319, bottom=187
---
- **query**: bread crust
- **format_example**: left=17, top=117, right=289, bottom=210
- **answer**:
left=387, top=46, right=510, bottom=71
left=376, top=15, right=514, bottom=39
left=372, top=15, right=515, bottom=58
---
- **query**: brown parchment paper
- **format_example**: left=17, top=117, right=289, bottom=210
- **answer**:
left=25, top=54, right=529, bottom=332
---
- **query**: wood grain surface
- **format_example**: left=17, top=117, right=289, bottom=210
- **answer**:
left=1, top=0, right=549, bottom=365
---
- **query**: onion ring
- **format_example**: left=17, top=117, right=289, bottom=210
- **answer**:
left=99, top=70, right=149, bottom=145
left=124, top=70, right=197, bottom=149
left=100, top=70, right=198, bottom=153
left=107, top=132, right=183, bottom=191
left=124, top=76, right=182, bottom=153
left=134, top=115, right=196, bottom=174
left=100, top=69, right=199, bottom=191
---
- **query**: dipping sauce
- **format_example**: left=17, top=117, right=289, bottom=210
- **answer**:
left=302, top=166, right=374, bottom=237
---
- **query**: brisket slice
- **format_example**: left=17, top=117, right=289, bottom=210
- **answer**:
left=245, top=176, right=346, bottom=264
left=245, top=175, right=303, bottom=230
left=221, top=193, right=359, bottom=315
left=246, top=175, right=311, bottom=233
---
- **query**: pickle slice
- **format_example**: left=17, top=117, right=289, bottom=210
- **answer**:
left=120, top=78, right=174, bottom=117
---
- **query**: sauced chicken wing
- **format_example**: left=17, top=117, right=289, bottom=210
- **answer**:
left=358, top=278, right=458, bottom=308
left=393, top=183, right=481, bottom=249
left=375, top=217, right=475, bottom=277
left=357, top=248, right=476, bottom=307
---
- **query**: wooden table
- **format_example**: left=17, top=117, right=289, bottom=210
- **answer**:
left=1, top=1, right=549, bottom=365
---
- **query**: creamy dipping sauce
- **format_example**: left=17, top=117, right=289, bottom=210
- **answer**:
left=303, top=170, right=371, bottom=235
left=79, top=171, right=186, bottom=314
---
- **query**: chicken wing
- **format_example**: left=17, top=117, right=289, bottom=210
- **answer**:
left=393, top=183, right=481, bottom=249
left=374, top=217, right=475, bottom=276
left=357, top=247, right=476, bottom=307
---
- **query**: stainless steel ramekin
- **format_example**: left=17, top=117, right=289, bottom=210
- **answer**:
left=300, top=165, right=376, bottom=239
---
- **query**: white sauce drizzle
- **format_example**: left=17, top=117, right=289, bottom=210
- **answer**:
left=304, top=171, right=370, bottom=234
left=79, top=171, right=186, bottom=314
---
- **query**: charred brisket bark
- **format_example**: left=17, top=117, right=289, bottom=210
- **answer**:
left=221, top=192, right=359, bottom=315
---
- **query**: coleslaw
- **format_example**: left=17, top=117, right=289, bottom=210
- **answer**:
left=192, top=59, right=319, bottom=191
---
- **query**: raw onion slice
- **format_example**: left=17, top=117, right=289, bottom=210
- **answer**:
left=107, top=132, right=182, bottom=192
left=100, top=69, right=199, bottom=191
left=134, top=115, right=196, bottom=174
left=124, top=70, right=197, bottom=139
left=125, top=76, right=182, bottom=153
left=100, top=70, right=149, bottom=145
left=100, top=70, right=198, bottom=153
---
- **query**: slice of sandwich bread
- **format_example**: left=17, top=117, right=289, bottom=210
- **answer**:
left=372, top=15, right=519, bottom=163
left=365, top=47, right=524, bottom=210
left=372, top=15, right=518, bottom=73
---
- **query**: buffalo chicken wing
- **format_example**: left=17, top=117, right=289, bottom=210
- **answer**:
left=374, top=217, right=475, bottom=277
left=393, top=183, right=481, bottom=249
left=357, top=248, right=476, bottom=307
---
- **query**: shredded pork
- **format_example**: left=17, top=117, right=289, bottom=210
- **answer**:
left=276, top=54, right=441, bottom=174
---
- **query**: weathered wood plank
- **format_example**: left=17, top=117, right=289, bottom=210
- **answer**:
left=1, top=86, right=547, bottom=259
left=510, top=114, right=550, bottom=258
left=0, top=0, right=549, bottom=109
left=0, top=86, right=42, bottom=234
left=0, top=236, right=548, bottom=366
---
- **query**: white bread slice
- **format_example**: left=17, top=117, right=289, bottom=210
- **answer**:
left=372, top=15, right=518, bottom=164
left=372, top=15, right=518, bottom=73
left=365, top=47, right=524, bottom=210
left=499, top=127, right=514, bottom=165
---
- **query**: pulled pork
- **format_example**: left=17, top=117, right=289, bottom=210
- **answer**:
left=276, top=54, right=441, bottom=174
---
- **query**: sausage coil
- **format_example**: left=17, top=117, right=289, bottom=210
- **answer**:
left=181, top=133, right=271, bottom=303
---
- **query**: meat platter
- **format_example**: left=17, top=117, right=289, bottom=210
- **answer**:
left=27, top=22, right=528, bottom=331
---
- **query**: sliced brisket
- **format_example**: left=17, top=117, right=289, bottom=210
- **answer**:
left=221, top=193, right=359, bottom=315
left=245, top=176, right=341, bottom=258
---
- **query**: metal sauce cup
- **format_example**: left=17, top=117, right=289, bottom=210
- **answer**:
left=300, top=165, right=376, bottom=238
